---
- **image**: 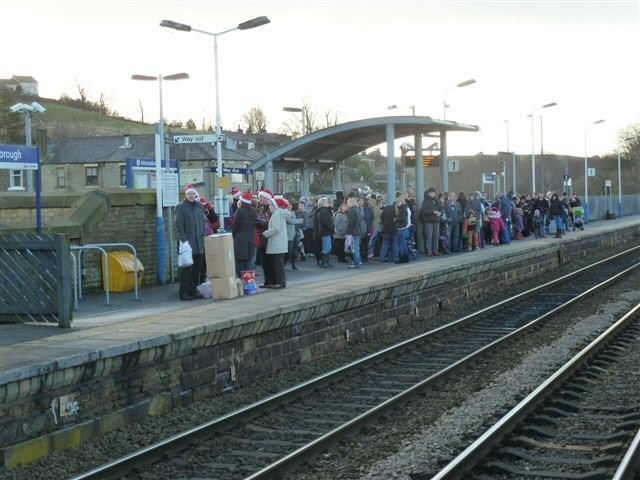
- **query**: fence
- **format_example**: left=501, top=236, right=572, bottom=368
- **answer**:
left=0, top=233, right=72, bottom=327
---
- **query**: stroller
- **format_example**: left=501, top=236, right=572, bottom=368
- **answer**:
left=405, top=231, right=420, bottom=261
left=572, top=206, right=584, bottom=231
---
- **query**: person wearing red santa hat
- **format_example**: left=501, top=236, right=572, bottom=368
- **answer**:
left=229, top=187, right=242, bottom=228
left=260, top=196, right=288, bottom=288
left=175, top=184, right=206, bottom=300
left=254, top=188, right=274, bottom=278
left=231, top=191, right=257, bottom=276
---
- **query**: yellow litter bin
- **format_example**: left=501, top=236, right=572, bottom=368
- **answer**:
left=101, top=251, right=144, bottom=292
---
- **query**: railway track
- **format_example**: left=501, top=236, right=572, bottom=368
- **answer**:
left=71, top=247, right=640, bottom=480
left=431, top=302, right=640, bottom=480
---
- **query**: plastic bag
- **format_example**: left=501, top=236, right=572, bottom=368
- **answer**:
left=345, top=234, right=353, bottom=253
left=196, top=279, right=212, bottom=299
left=178, top=241, right=193, bottom=267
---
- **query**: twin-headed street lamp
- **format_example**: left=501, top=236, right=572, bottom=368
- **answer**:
left=161, top=16, right=270, bottom=229
left=10, top=101, right=46, bottom=194
left=10, top=101, right=46, bottom=232
left=131, top=72, right=189, bottom=284
left=584, top=118, right=605, bottom=223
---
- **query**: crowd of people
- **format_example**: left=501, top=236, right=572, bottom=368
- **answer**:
left=174, top=183, right=585, bottom=300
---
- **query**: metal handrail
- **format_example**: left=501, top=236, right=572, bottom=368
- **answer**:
left=71, top=242, right=140, bottom=307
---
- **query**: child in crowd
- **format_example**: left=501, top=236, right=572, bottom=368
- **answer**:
left=465, top=210, right=478, bottom=251
left=488, top=207, right=506, bottom=246
left=531, top=209, right=543, bottom=239
left=514, top=207, right=524, bottom=240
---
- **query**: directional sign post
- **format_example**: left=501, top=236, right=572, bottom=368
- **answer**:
left=173, top=134, right=217, bottom=144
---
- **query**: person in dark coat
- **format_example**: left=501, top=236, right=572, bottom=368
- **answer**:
left=315, top=196, right=335, bottom=268
left=419, top=187, right=442, bottom=256
left=175, top=185, right=205, bottom=300
left=231, top=191, right=257, bottom=276
left=379, top=203, right=399, bottom=262
left=548, top=192, right=565, bottom=238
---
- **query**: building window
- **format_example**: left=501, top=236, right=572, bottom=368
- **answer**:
left=56, top=167, right=66, bottom=188
left=85, top=166, right=98, bottom=187
left=9, top=170, right=24, bottom=190
left=120, top=165, right=127, bottom=186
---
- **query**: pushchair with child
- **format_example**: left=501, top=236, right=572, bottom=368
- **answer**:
left=572, top=206, right=584, bottom=231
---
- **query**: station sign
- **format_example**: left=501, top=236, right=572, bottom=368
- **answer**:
left=404, top=154, right=440, bottom=167
left=173, top=134, right=217, bottom=144
left=210, top=166, right=253, bottom=175
left=0, top=144, right=39, bottom=170
left=587, top=168, right=596, bottom=177
left=162, top=173, right=180, bottom=207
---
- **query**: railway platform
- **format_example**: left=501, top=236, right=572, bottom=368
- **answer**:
left=1, top=214, right=639, bottom=467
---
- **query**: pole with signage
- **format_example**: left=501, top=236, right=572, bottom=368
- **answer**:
left=0, top=144, right=40, bottom=232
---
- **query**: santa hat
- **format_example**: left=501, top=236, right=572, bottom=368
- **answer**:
left=275, top=197, right=288, bottom=209
left=258, top=188, right=273, bottom=200
left=231, top=187, right=241, bottom=199
left=198, top=196, right=207, bottom=204
left=185, top=183, right=198, bottom=195
left=239, top=191, right=252, bottom=204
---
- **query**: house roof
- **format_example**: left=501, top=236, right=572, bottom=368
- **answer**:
left=44, top=134, right=258, bottom=165
left=11, top=75, right=38, bottom=83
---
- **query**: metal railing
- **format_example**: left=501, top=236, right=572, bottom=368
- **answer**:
left=70, top=243, right=139, bottom=308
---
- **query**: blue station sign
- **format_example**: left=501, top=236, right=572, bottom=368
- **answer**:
left=0, top=144, right=39, bottom=170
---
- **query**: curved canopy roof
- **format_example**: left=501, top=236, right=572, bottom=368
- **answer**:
left=249, top=115, right=479, bottom=172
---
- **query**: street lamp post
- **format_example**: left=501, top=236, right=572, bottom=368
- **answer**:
left=538, top=102, right=557, bottom=192
left=584, top=119, right=605, bottom=224
left=161, top=16, right=270, bottom=230
left=132, top=72, right=189, bottom=284
left=498, top=151, right=516, bottom=193
left=10, top=101, right=46, bottom=232
left=443, top=78, right=476, bottom=120
left=283, top=106, right=306, bottom=137
left=525, top=101, right=556, bottom=194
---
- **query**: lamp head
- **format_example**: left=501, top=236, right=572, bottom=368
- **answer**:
left=457, top=78, right=476, bottom=88
left=31, top=102, right=46, bottom=113
left=9, top=103, right=33, bottom=113
left=160, top=19, right=191, bottom=31
left=238, top=16, right=270, bottom=30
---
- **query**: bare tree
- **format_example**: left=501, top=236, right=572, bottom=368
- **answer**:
left=242, top=106, right=268, bottom=133
left=138, top=99, right=145, bottom=123
left=74, top=78, right=88, bottom=104
left=98, top=92, right=112, bottom=116
left=281, top=98, right=340, bottom=138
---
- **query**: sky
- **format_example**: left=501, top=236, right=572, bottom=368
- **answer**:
left=2, top=0, right=639, bottom=159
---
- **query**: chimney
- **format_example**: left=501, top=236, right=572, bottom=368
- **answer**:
left=119, top=134, right=132, bottom=149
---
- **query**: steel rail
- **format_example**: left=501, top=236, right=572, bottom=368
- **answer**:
left=70, top=246, right=640, bottom=480
left=431, top=301, right=640, bottom=480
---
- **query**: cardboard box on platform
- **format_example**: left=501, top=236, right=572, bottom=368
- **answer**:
left=211, top=276, right=238, bottom=300
left=204, top=233, right=236, bottom=278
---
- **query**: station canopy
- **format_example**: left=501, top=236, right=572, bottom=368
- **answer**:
left=248, top=115, right=479, bottom=173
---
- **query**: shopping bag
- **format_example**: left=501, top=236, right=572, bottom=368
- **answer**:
left=178, top=241, right=193, bottom=267
left=196, top=279, right=212, bottom=298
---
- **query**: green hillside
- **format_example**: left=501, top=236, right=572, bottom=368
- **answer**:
left=35, top=99, right=193, bottom=138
